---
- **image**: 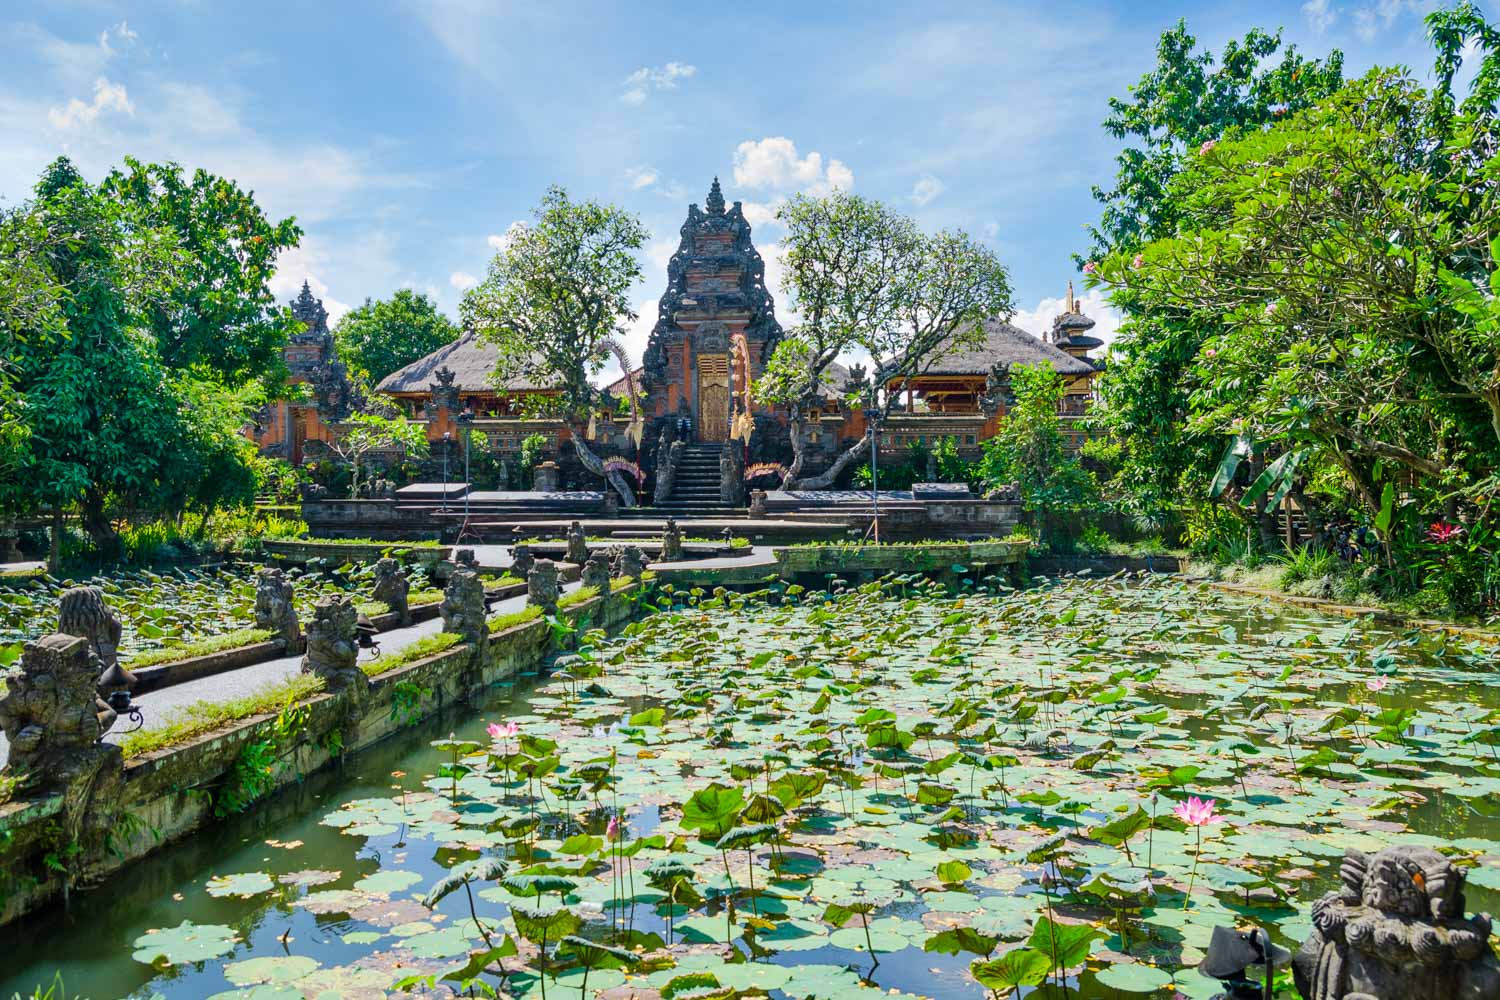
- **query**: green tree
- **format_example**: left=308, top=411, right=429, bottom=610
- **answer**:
left=977, top=365, right=1096, bottom=546
left=99, top=157, right=302, bottom=387
left=1, top=157, right=276, bottom=558
left=1084, top=22, right=1344, bottom=515
left=755, top=191, right=1012, bottom=489
left=334, top=288, right=459, bottom=385
left=461, top=186, right=648, bottom=505
left=323, top=412, right=430, bottom=499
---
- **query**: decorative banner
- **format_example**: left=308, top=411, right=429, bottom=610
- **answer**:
left=603, top=457, right=645, bottom=483
left=731, top=331, right=756, bottom=444
left=743, top=462, right=787, bottom=483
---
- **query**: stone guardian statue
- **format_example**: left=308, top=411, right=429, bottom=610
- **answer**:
left=581, top=552, right=612, bottom=597
left=1292, top=845, right=1500, bottom=1000
left=527, top=560, right=560, bottom=616
left=254, top=567, right=302, bottom=649
left=566, top=521, right=589, bottom=565
left=440, top=567, right=489, bottom=672
left=371, top=557, right=410, bottom=624
left=300, top=595, right=364, bottom=694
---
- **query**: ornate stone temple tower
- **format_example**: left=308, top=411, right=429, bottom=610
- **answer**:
left=250, top=281, right=358, bottom=463
left=640, top=178, right=783, bottom=443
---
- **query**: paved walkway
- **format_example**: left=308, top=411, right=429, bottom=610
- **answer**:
left=0, top=543, right=773, bottom=767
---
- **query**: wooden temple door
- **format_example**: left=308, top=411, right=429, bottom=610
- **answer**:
left=698, top=356, right=730, bottom=441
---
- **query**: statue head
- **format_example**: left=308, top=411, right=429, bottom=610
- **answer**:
left=57, top=586, right=117, bottom=639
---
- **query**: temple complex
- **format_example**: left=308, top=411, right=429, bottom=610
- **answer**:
left=253, top=180, right=1103, bottom=483
left=250, top=282, right=358, bottom=464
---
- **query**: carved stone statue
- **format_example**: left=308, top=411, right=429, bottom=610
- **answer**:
left=56, top=585, right=129, bottom=723
left=300, top=595, right=364, bottom=693
left=654, top=435, right=683, bottom=505
left=57, top=586, right=121, bottom=676
left=720, top=441, right=746, bottom=506
left=566, top=521, right=589, bottom=565
left=582, top=553, right=612, bottom=597
left=613, top=545, right=647, bottom=580
left=511, top=543, right=535, bottom=579
left=662, top=517, right=684, bottom=561
left=440, top=567, right=488, bottom=671
left=0, top=634, right=125, bottom=850
left=527, top=560, right=560, bottom=615
left=371, top=557, right=410, bottom=624
left=254, top=567, right=302, bottom=647
left=1292, top=845, right=1500, bottom=1000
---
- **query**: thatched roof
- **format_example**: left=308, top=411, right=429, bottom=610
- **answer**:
left=376, top=333, right=558, bottom=395
left=898, top=317, right=1097, bottom=379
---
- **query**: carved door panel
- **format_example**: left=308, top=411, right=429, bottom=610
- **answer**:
left=698, top=356, right=730, bottom=442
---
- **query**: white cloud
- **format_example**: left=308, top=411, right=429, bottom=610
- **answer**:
left=1010, top=286, right=1121, bottom=351
left=732, top=136, right=853, bottom=195
left=98, top=21, right=138, bottom=55
left=620, top=61, right=696, bottom=104
left=740, top=199, right=782, bottom=229
left=486, top=221, right=527, bottom=253
left=1303, top=0, right=1338, bottom=32
left=47, top=77, right=133, bottom=129
left=910, top=174, right=945, bottom=206
left=626, top=166, right=658, bottom=189
left=449, top=270, right=478, bottom=291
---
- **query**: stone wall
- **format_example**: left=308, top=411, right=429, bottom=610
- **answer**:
left=0, top=584, right=646, bottom=927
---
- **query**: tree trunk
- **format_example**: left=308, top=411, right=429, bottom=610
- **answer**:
left=783, top=408, right=808, bottom=486
left=80, top=489, right=120, bottom=559
left=572, top=433, right=634, bottom=507
left=786, top=434, right=871, bottom=492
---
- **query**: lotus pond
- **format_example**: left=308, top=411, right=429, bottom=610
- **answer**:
left=0, top=562, right=437, bottom=660
left=4, top=575, right=1499, bottom=999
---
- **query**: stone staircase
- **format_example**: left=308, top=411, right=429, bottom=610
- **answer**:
left=661, top=444, right=733, bottom=513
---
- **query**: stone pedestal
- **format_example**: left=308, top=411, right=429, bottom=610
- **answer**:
left=0, top=526, right=20, bottom=563
left=749, top=490, right=768, bottom=517
left=534, top=461, right=561, bottom=493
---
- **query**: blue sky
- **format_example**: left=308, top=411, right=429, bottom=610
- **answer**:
left=0, top=0, right=1467, bottom=377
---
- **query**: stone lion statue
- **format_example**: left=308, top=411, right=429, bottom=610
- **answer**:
left=300, top=595, right=362, bottom=693
left=1292, top=845, right=1500, bottom=1000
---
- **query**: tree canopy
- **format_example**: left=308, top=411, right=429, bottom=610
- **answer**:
left=461, top=186, right=648, bottom=504
left=0, top=156, right=293, bottom=553
left=756, top=191, right=1012, bottom=489
left=334, top=288, right=459, bottom=386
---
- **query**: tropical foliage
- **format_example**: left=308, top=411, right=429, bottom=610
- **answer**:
left=333, top=288, right=460, bottom=386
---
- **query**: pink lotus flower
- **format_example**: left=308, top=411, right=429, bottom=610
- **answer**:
left=1082, top=261, right=1098, bottom=275
left=1427, top=521, right=1463, bottom=544
left=1199, top=139, right=1218, bottom=155
left=1204, top=348, right=1217, bottom=359
left=1132, top=253, right=1144, bottom=270
left=1366, top=676, right=1391, bottom=693
left=606, top=814, right=621, bottom=840
left=1173, top=796, right=1222, bottom=827
left=487, top=721, right=519, bottom=740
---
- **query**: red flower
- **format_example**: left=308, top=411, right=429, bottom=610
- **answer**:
left=1427, top=521, right=1463, bottom=544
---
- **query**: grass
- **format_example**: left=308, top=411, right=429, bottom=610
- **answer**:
left=360, top=631, right=462, bottom=678
left=487, top=604, right=543, bottom=633
left=122, top=628, right=275, bottom=670
left=119, top=674, right=324, bottom=759
left=558, top=586, right=599, bottom=608
left=278, top=537, right=443, bottom=548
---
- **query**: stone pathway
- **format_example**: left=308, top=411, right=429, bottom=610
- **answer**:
left=0, top=543, right=776, bottom=767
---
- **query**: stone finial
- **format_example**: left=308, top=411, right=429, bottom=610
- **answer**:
left=616, top=545, right=647, bottom=580
left=254, top=567, right=302, bottom=647
left=582, top=552, right=612, bottom=597
left=662, top=517, right=683, bottom=561
left=526, top=560, right=561, bottom=616
left=1292, top=845, right=1500, bottom=1000
left=706, top=176, right=726, bottom=216
left=566, top=520, right=589, bottom=565
left=440, top=567, right=488, bottom=671
left=511, top=543, right=535, bottom=579
left=371, top=557, right=410, bottom=625
left=300, top=595, right=363, bottom=693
